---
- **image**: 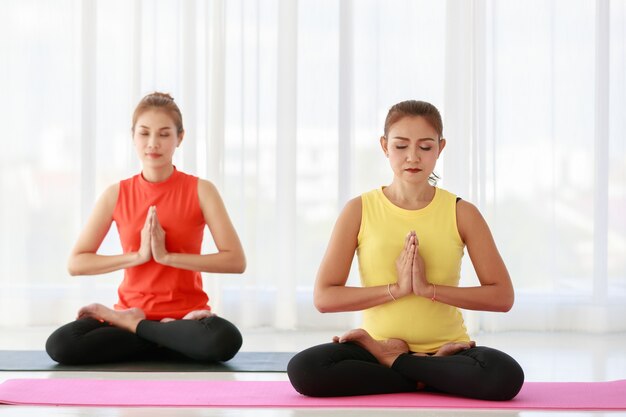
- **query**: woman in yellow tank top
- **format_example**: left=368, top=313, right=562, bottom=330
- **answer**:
left=287, top=100, right=524, bottom=400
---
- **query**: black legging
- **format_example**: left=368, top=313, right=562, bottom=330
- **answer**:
left=45, top=315, right=242, bottom=365
left=287, top=342, right=524, bottom=401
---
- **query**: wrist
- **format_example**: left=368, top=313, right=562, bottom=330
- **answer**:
left=414, top=282, right=430, bottom=298
left=132, top=252, right=149, bottom=267
left=416, top=283, right=436, bottom=301
left=154, top=251, right=171, bottom=266
left=393, top=282, right=412, bottom=299
left=387, top=283, right=399, bottom=301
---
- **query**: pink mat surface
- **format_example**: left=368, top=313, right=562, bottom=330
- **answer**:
left=0, top=379, right=625, bottom=409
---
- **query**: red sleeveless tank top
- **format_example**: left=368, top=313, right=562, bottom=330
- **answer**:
left=112, top=168, right=210, bottom=320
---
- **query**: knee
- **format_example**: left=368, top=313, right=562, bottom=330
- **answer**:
left=476, top=348, right=525, bottom=401
left=194, top=318, right=243, bottom=362
left=212, top=322, right=243, bottom=362
left=45, top=326, right=77, bottom=365
left=495, top=359, right=525, bottom=400
left=287, top=348, right=326, bottom=397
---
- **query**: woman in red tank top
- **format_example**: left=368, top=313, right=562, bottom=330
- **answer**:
left=45, top=92, right=246, bottom=364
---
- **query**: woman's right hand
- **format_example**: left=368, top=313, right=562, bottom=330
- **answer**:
left=137, top=206, right=153, bottom=263
left=393, top=231, right=416, bottom=299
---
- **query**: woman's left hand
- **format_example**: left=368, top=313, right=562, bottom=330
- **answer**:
left=411, top=235, right=430, bottom=296
left=150, top=207, right=169, bottom=264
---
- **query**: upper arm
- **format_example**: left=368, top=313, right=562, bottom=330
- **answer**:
left=197, top=179, right=243, bottom=254
left=70, top=184, right=119, bottom=256
left=457, top=200, right=512, bottom=289
left=315, top=197, right=362, bottom=290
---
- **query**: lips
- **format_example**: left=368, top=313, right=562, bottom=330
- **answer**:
left=146, top=153, right=162, bottom=159
left=405, top=168, right=422, bottom=173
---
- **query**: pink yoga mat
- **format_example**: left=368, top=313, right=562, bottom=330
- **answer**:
left=0, top=379, right=625, bottom=409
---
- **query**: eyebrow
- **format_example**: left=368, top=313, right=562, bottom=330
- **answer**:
left=138, top=125, right=172, bottom=131
left=392, top=136, right=436, bottom=142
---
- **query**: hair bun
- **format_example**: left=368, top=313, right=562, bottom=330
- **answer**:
left=148, top=91, right=175, bottom=101
left=132, top=92, right=184, bottom=134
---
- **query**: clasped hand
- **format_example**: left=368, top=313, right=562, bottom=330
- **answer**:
left=138, top=206, right=168, bottom=264
left=393, top=231, right=429, bottom=299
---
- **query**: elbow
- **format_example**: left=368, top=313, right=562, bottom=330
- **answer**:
left=235, top=253, right=248, bottom=274
left=67, top=259, right=80, bottom=276
left=313, top=290, right=332, bottom=313
left=234, top=258, right=246, bottom=274
left=229, top=253, right=246, bottom=274
left=314, top=300, right=330, bottom=314
left=499, top=301, right=513, bottom=313
left=498, top=290, right=515, bottom=312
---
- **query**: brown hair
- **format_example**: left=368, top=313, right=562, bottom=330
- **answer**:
left=132, top=92, right=184, bottom=134
left=383, top=100, right=443, bottom=139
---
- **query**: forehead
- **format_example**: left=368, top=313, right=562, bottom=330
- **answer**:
left=388, top=116, right=438, bottom=139
left=135, top=109, right=177, bottom=128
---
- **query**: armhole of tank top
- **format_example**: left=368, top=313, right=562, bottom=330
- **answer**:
left=453, top=195, right=464, bottom=245
left=195, top=177, right=209, bottom=222
left=111, top=181, right=123, bottom=221
left=356, top=195, right=366, bottom=244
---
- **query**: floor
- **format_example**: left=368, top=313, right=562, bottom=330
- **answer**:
left=1, top=327, right=625, bottom=416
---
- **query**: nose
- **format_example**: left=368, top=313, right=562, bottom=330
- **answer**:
left=147, top=134, right=159, bottom=149
left=406, top=146, right=420, bottom=162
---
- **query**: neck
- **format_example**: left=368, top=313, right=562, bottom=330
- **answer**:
left=141, top=164, right=175, bottom=183
left=385, top=180, right=435, bottom=204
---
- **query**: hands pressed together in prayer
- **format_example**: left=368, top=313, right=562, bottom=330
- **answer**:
left=392, top=230, right=430, bottom=300
left=138, top=206, right=169, bottom=265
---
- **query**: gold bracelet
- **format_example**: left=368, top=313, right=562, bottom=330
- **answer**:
left=431, top=283, right=436, bottom=302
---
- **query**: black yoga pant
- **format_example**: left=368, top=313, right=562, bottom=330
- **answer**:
left=287, top=342, right=524, bottom=401
left=45, top=315, right=242, bottom=365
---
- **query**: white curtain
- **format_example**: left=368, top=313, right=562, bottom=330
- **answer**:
left=1, top=0, right=624, bottom=332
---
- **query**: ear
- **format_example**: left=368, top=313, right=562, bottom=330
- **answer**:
left=437, top=138, right=446, bottom=157
left=177, top=130, right=185, bottom=147
left=380, top=136, right=389, bottom=157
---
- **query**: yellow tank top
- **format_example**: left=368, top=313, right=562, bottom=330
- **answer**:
left=357, top=187, right=470, bottom=353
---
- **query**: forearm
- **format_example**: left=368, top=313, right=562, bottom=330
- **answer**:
left=68, top=252, right=144, bottom=276
left=421, top=283, right=514, bottom=312
left=314, top=284, right=398, bottom=313
left=158, top=251, right=246, bottom=274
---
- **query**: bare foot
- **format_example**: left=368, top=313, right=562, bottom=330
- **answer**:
left=336, top=328, right=409, bottom=367
left=181, top=310, right=214, bottom=320
left=77, top=303, right=145, bottom=333
left=434, top=340, right=476, bottom=356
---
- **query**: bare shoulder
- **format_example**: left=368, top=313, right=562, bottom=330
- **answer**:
left=316, top=196, right=362, bottom=287
left=197, top=178, right=219, bottom=198
left=343, top=196, right=362, bottom=216
left=197, top=178, right=224, bottom=209
left=456, top=199, right=489, bottom=243
left=337, top=196, right=362, bottom=230
left=456, top=199, right=482, bottom=221
left=97, top=183, right=120, bottom=212
left=103, top=182, right=120, bottom=197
